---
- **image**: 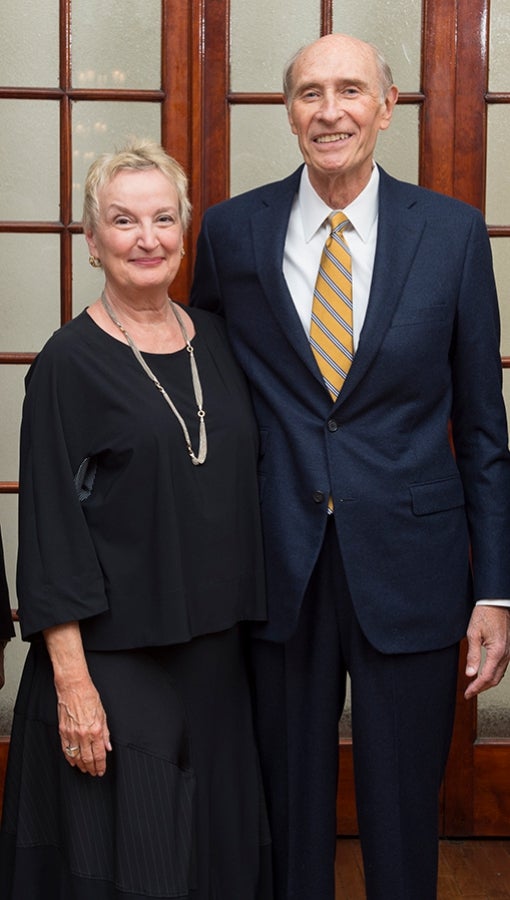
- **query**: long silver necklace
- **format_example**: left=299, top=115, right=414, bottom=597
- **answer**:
left=101, top=290, right=207, bottom=465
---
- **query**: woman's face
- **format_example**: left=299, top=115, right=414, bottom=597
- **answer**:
left=86, top=167, right=184, bottom=299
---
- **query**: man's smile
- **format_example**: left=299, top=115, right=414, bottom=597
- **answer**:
left=314, top=132, right=352, bottom=144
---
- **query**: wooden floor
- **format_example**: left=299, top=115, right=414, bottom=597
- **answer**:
left=335, top=838, right=510, bottom=898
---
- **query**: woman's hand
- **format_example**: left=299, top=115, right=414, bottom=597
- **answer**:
left=56, top=681, right=110, bottom=776
left=44, top=622, right=112, bottom=776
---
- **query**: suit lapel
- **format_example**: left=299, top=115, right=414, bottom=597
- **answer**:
left=250, top=169, right=323, bottom=374
left=246, top=167, right=429, bottom=400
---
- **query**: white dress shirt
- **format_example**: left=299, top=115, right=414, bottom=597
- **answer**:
left=283, top=163, right=379, bottom=347
left=283, top=164, right=509, bottom=610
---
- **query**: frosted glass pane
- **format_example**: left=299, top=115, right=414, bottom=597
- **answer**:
left=489, top=0, right=510, bottom=91
left=72, top=0, right=161, bottom=89
left=486, top=108, right=510, bottom=224
left=231, top=105, right=303, bottom=196
left=0, top=620, right=27, bottom=734
left=339, top=677, right=352, bottom=738
left=478, top=625, right=510, bottom=735
left=491, top=239, right=510, bottom=357
left=0, top=101, right=60, bottom=221
left=0, top=494, right=19, bottom=601
left=374, top=105, right=419, bottom=185
left=0, top=0, right=58, bottom=87
left=0, top=493, right=28, bottom=736
left=0, top=235, right=60, bottom=352
left=230, top=0, right=318, bottom=92
left=333, top=0, right=422, bottom=92
left=0, top=367, right=26, bottom=483
left=231, top=102, right=418, bottom=198
left=73, top=234, right=108, bottom=317
left=72, top=102, right=161, bottom=220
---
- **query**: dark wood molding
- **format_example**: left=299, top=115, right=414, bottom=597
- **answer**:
left=320, top=0, right=333, bottom=36
left=0, top=483, right=19, bottom=493
left=453, top=0, right=489, bottom=209
left=442, top=641, right=477, bottom=834
left=420, top=0, right=457, bottom=193
left=0, top=354, right=35, bottom=365
left=486, top=92, right=510, bottom=103
left=336, top=739, right=358, bottom=835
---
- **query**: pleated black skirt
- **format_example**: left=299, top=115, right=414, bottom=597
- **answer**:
left=0, top=626, right=272, bottom=899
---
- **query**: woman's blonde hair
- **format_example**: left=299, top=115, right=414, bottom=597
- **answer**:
left=82, top=138, right=192, bottom=233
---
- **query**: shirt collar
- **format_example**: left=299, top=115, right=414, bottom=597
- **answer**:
left=298, top=164, right=380, bottom=243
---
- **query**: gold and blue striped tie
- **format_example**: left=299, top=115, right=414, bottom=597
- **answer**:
left=310, top=212, right=353, bottom=399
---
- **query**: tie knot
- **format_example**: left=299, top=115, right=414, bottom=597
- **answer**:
left=329, top=211, right=349, bottom=234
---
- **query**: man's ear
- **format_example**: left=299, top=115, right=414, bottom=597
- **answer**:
left=380, top=84, right=399, bottom=132
left=287, top=104, right=298, bottom=136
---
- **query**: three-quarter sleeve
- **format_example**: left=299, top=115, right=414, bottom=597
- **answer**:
left=17, top=347, right=109, bottom=640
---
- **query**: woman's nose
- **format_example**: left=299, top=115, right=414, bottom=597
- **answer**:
left=137, top=223, right=159, bottom=247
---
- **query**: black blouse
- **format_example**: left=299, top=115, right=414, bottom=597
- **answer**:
left=17, top=306, right=266, bottom=649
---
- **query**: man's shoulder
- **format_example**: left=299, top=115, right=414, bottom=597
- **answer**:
left=379, top=167, right=484, bottom=222
left=202, top=167, right=303, bottom=221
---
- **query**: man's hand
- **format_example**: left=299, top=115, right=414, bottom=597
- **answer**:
left=464, top=606, right=510, bottom=700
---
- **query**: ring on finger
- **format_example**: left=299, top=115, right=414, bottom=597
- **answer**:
left=65, top=744, right=80, bottom=757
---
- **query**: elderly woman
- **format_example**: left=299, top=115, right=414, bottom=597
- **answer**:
left=0, top=140, right=272, bottom=899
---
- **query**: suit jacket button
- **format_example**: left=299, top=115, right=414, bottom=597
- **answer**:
left=327, top=419, right=338, bottom=432
left=312, top=490, right=325, bottom=504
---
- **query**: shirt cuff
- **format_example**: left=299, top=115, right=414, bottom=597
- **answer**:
left=476, top=599, right=510, bottom=608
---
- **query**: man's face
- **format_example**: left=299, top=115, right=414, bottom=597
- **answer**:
left=287, top=36, right=397, bottom=197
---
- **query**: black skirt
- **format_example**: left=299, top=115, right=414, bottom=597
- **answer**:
left=0, top=627, right=272, bottom=899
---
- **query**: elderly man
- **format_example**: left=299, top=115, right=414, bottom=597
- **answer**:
left=191, top=34, right=510, bottom=900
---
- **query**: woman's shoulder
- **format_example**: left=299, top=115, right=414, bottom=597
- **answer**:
left=34, top=309, right=94, bottom=356
left=26, top=310, right=103, bottom=387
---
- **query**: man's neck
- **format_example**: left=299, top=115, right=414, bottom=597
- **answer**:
left=307, top=163, right=374, bottom=210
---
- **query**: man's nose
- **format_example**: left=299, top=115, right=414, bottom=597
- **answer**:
left=318, top=93, right=345, bottom=120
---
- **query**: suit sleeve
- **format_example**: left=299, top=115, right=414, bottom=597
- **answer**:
left=190, top=214, right=225, bottom=315
left=450, top=209, right=510, bottom=599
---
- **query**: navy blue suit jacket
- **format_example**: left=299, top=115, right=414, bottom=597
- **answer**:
left=191, top=166, right=510, bottom=652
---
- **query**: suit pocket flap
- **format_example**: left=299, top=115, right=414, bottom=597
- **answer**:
left=410, top=477, right=465, bottom=516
